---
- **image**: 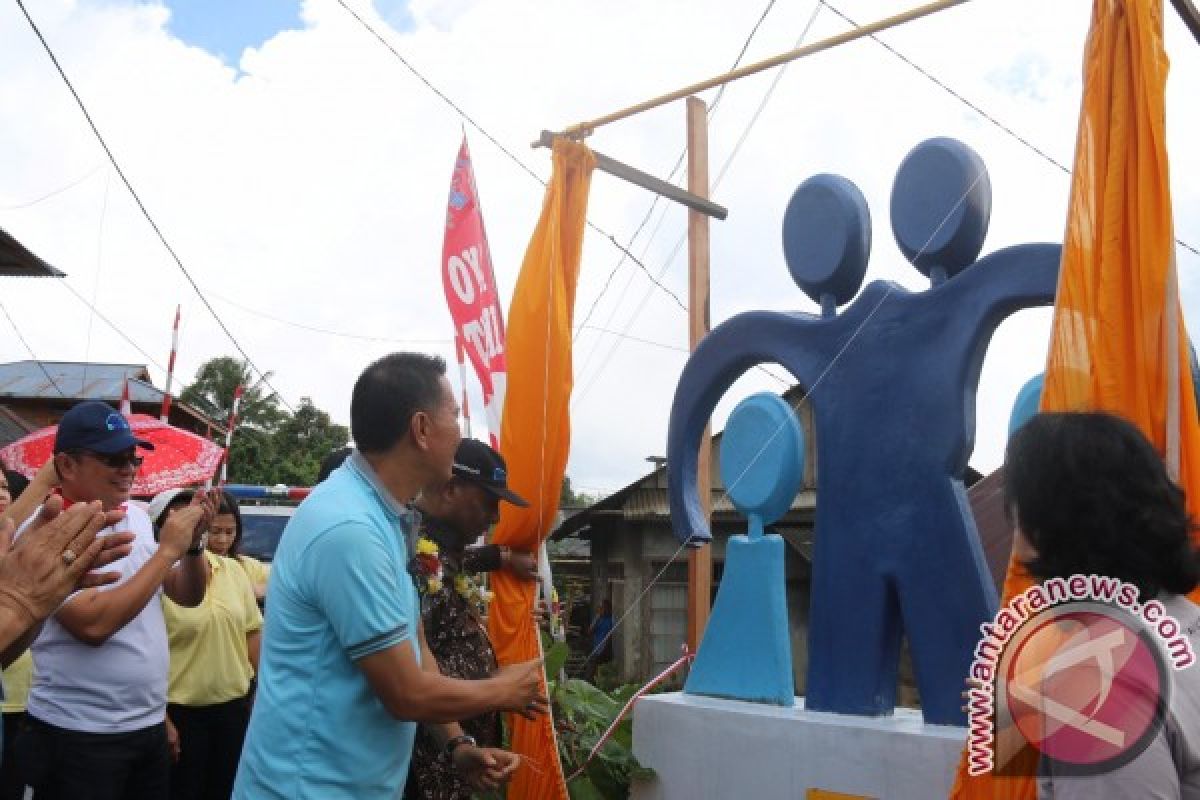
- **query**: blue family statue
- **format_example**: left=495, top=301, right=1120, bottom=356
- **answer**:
left=668, top=137, right=1060, bottom=725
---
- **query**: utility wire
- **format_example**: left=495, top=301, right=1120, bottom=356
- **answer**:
left=207, top=289, right=454, bottom=345
left=56, top=279, right=169, bottom=373
left=573, top=0, right=782, bottom=351
left=573, top=3, right=823, bottom=406
left=818, top=0, right=1200, bottom=260
left=332, top=0, right=690, bottom=321
left=14, top=0, right=297, bottom=413
left=80, top=167, right=111, bottom=395
left=0, top=297, right=67, bottom=396
left=581, top=325, right=791, bottom=387
left=0, top=163, right=104, bottom=210
left=334, top=0, right=791, bottom=390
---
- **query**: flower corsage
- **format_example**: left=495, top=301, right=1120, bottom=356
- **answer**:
left=412, top=537, right=444, bottom=594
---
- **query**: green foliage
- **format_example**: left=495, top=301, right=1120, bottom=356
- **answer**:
left=182, top=358, right=347, bottom=486
left=180, top=356, right=284, bottom=432
left=559, top=475, right=603, bottom=508
left=593, top=662, right=622, bottom=692
left=551, top=677, right=655, bottom=800
left=267, top=399, right=350, bottom=486
left=544, top=639, right=570, bottom=681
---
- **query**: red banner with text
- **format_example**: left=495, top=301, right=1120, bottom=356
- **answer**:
left=442, top=136, right=507, bottom=446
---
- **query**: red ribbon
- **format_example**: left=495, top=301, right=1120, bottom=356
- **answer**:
left=566, top=645, right=694, bottom=783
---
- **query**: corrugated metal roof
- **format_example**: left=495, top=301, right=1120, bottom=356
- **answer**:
left=0, top=361, right=222, bottom=436
left=0, top=229, right=65, bottom=278
left=619, top=487, right=816, bottom=518
left=0, top=362, right=153, bottom=401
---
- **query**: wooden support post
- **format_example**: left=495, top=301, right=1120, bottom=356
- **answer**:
left=686, top=96, right=713, bottom=651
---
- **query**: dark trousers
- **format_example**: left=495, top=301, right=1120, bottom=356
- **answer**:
left=167, top=697, right=250, bottom=800
left=15, top=715, right=170, bottom=800
left=1, top=712, right=26, bottom=800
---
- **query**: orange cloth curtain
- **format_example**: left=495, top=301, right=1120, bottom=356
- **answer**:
left=488, top=138, right=596, bottom=800
left=951, top=0, right=1196, bottom=796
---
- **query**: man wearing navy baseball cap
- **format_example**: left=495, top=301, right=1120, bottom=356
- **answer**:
left=14, top=400, right=216, bottom=800
left=450, top=438, right=530, bottom=509
left=406, top=439, right=539, bottom=799
left=52, top=400, right=154, bottom=510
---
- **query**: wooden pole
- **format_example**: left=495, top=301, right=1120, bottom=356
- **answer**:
left=561, top=0, right=967, bottom=138
left=686, top=96, right=713, bottom=651
left=533, top=131, right=728, bottom=219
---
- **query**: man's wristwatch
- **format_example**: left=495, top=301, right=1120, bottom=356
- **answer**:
left=186, top=533, right=208, bottom=557
left=444, top=734, right=477, bottom=758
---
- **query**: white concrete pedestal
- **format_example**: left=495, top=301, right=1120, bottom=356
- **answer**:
left=631, top=693, right=966, bottom=800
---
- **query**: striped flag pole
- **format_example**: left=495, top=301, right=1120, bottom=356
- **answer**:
left=456, top=334, right=472, bottom=438
left=160, top=305, right=180, bottom=423
left=119, top=377, right=132, bottom=416
left=219, top=384, right=244, bottom=486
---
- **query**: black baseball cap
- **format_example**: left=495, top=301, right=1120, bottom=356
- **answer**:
left=452, top=438, right=529, bottom=507
left=54, top=400, right=154, bottom=454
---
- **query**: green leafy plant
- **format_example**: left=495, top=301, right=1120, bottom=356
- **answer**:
left=550, top=677, right=655, bottom=799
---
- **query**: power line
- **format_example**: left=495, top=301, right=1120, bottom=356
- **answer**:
left=0, top=297, right=67, bottom=397
left=0, top=163, right=104, bottom=210
left=56, top=279, right=168, bottom=373
left=580, top=325, right=688, bottom=354
left=573, top=0, right=782, bottom=351
left=818, top=0, right=1200, bottom=261
left=80, top=167, right=111, bottom=395
left=573, top=3, right=823, bottom=406
left=207, top=289, right=454, bottom=345
left=580, top=325, right=791, bottom=387
left=331, top=1, right=690, bottom=324
left=14, top=0, right=297, bottom=413
left=571, top=0, right=787, bottom=376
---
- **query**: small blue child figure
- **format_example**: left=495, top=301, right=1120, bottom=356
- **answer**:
left=666, top=138, right=1061, bottom=724
left=683, top=392, right=805, bottom=706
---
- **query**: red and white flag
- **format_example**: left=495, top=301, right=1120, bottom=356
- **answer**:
left=219, top=384, right=244, bottom=486
left=160, top=305, right=180, bottom=423
left=441, top=135, right=507, bottom=448
left=119, top=377, right=132, bottom=416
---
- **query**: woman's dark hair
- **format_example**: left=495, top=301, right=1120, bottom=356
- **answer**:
left=1005, top=411, right=1200, bottom=600
left=351, top=353, right=447, bottom=454
left=153, top=490, right=194, bottom=540
left=216, top=490, right=244, bottom=559
left=3, top=469, right=29, bottom=501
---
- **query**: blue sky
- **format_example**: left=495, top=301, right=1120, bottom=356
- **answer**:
left=158, top=1, right=412, bottom=62
left=160, top=0, right=303, bottom=62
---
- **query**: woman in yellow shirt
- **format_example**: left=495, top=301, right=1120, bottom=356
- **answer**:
left=204, top=496, right=269, bottom=602
left=150, top=490, right=262, bottom=800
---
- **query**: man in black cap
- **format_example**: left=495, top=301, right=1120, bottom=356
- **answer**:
left=14, top=400, right=215, bottom=800
left=405, top=438, right=537, bottom=800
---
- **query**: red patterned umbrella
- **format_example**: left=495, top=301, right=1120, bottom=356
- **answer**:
left=0, top=414, right=225, bottom=497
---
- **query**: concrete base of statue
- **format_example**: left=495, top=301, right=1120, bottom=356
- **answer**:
left=630, top=693, right=967, bottom=800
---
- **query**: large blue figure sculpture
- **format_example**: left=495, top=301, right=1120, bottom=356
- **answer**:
left=666, top=138, right=1061, bottom=725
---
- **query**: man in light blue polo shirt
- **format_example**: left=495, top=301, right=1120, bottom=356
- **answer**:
left=233, top=353, right=547, bottom=800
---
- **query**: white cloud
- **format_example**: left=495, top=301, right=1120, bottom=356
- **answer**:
left=1, top=0, right=1197, bottom=495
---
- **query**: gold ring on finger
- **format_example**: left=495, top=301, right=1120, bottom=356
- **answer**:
left=62, top=549, right=77, bottom=566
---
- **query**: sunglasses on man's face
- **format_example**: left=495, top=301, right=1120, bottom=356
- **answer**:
left=75, top=451, right=144, bottom=469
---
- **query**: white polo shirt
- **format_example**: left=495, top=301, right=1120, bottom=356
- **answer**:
left=23, top=503, right=170, bottom=733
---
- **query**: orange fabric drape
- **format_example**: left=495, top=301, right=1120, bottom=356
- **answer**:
left=487, top=138, right=595, bottom=800
left=951, top=0, right=1198, bottom=797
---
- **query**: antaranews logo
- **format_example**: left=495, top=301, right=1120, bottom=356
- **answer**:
left=966, top=575, right=1196, bottom=776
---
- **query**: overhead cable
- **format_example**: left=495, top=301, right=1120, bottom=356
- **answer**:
left=14, top=0, right=297, bottom=413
